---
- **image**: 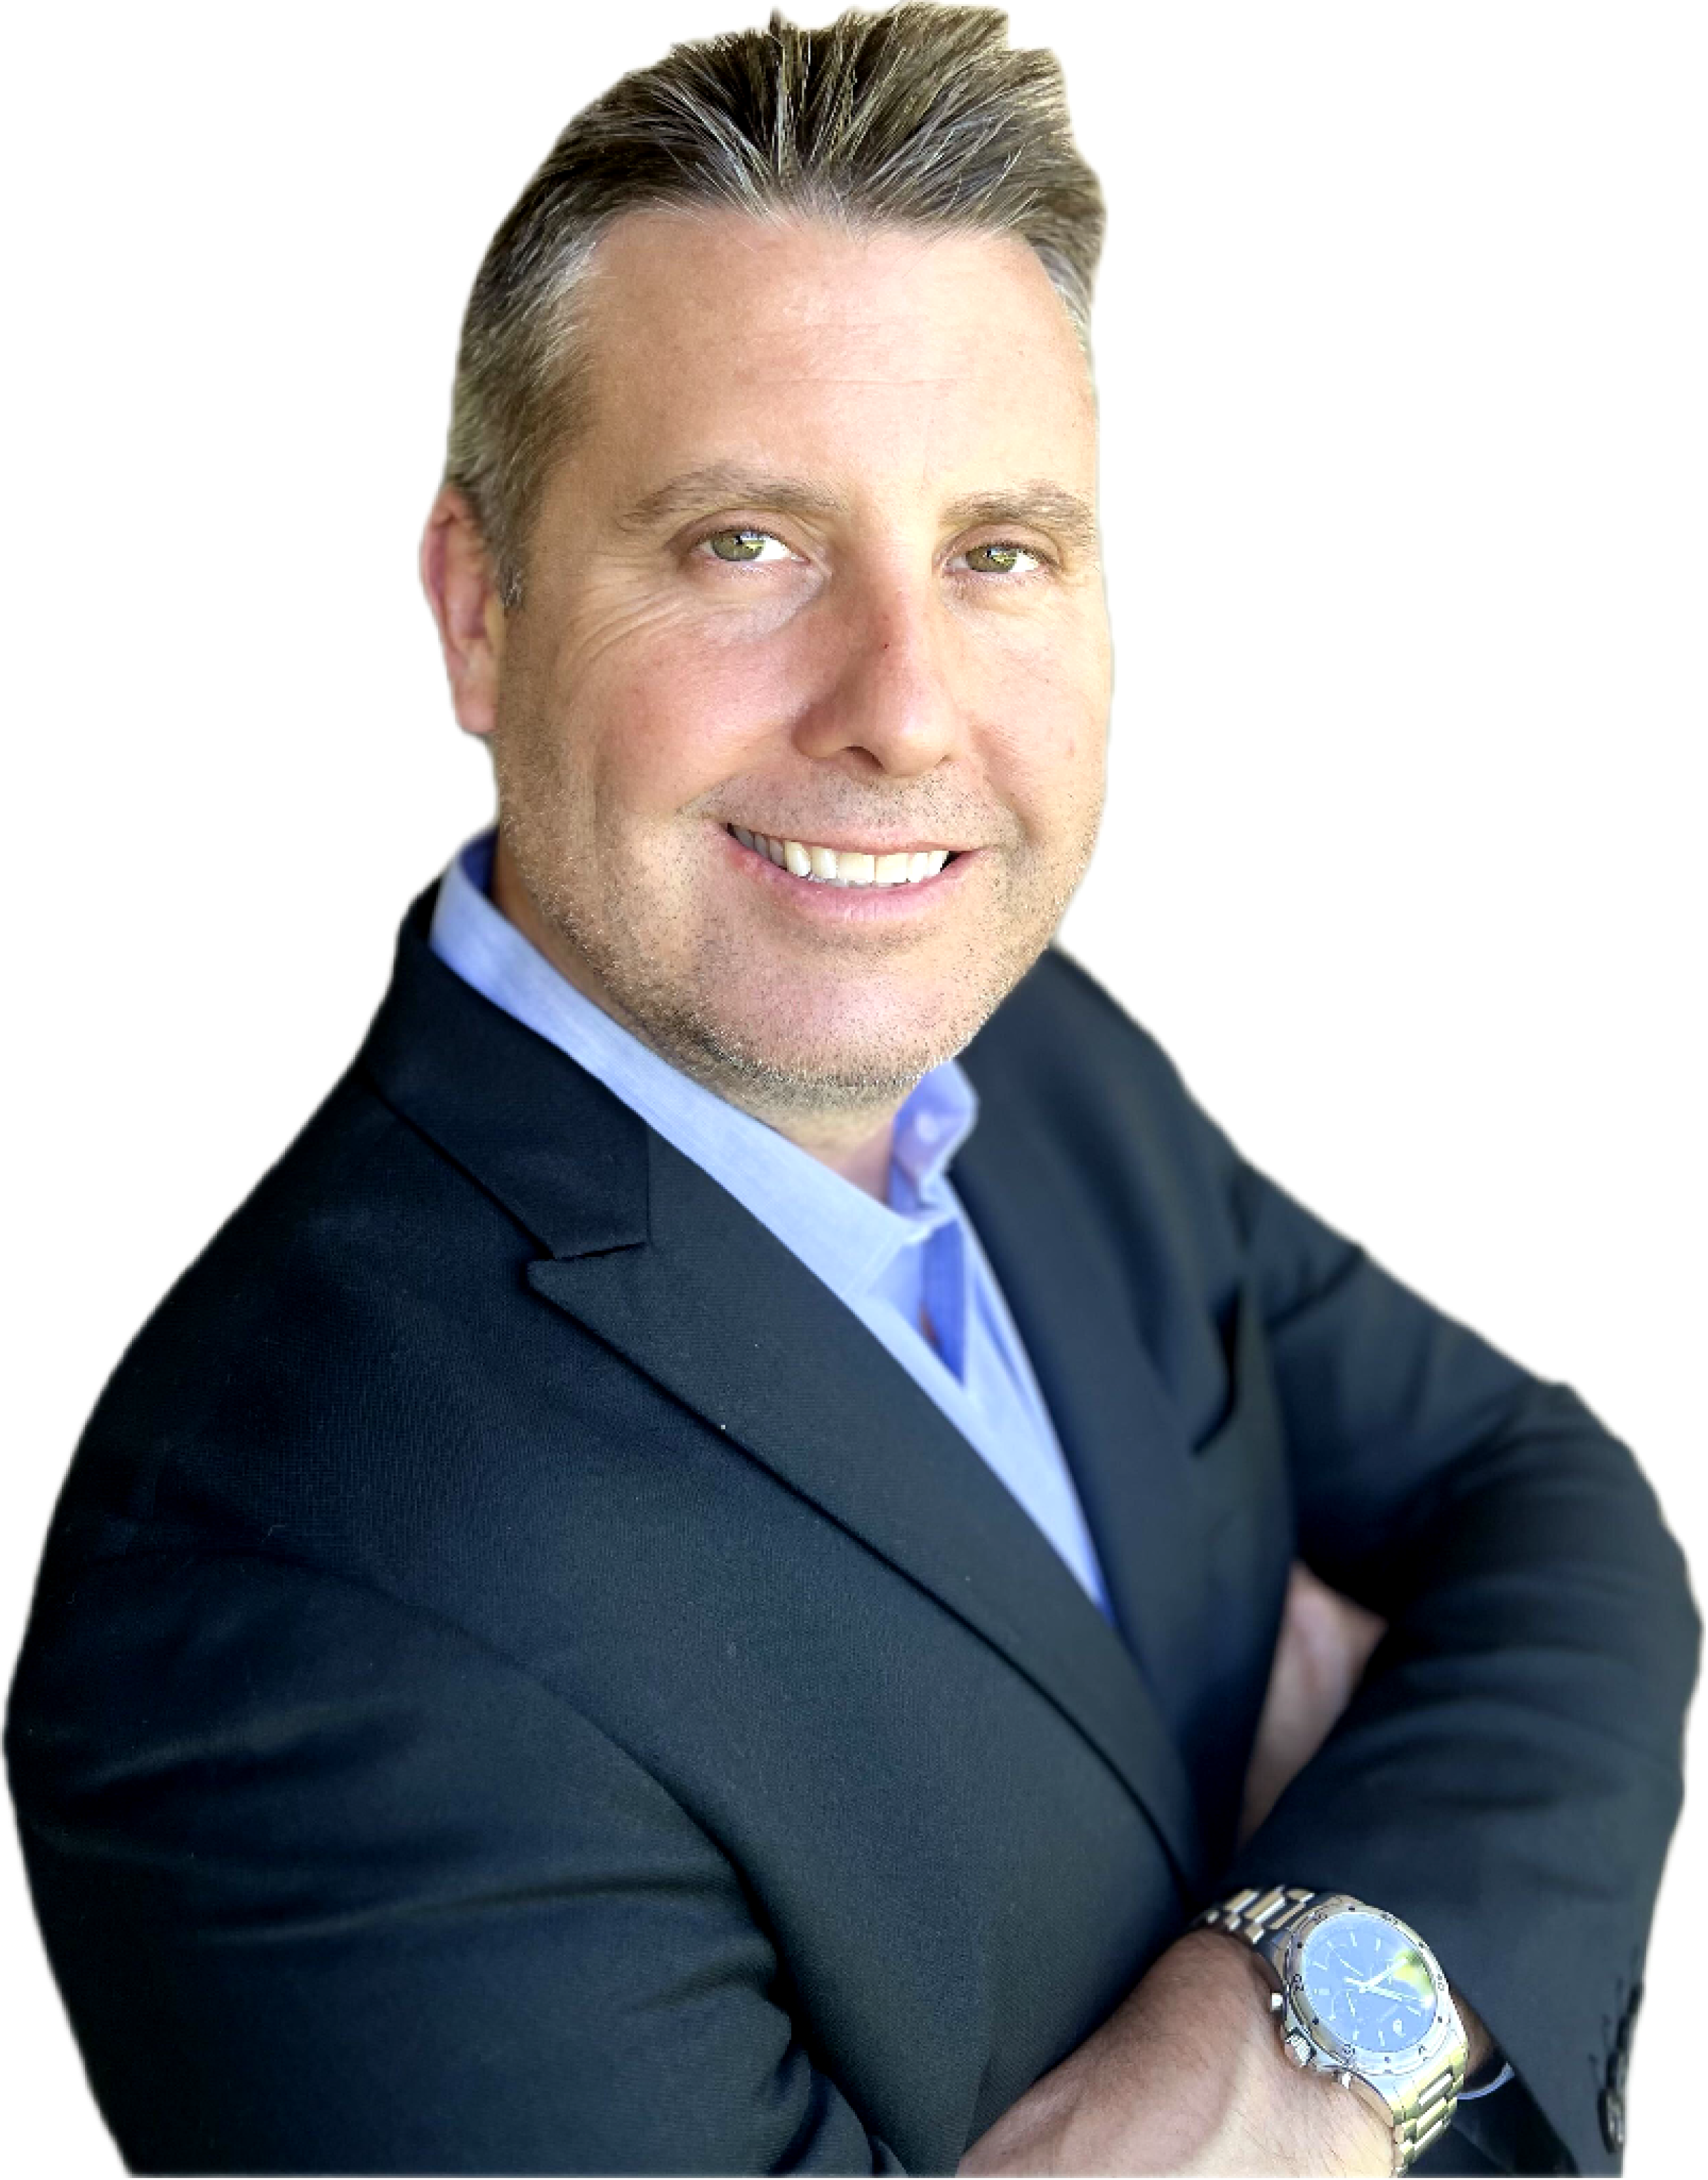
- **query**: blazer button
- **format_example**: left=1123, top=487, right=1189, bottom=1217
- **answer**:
left=1599, top=2083, right=1626, bottom=2154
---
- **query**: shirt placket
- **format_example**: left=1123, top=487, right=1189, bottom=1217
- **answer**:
left=916, top=1214, right=968, bottom=1383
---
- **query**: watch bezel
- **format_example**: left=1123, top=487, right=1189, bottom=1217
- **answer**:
left=1277, top=1894, right=1460, bottom=2084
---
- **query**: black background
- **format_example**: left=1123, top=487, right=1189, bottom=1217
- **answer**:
left=10, top=8, right=1690, bottom=2171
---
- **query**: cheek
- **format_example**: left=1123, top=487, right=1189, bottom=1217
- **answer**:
left=974, top=631, right=1110, bottom=821
left=585, top=675, right=737, bottom=814
left=549, top=614, right=795, bottom=818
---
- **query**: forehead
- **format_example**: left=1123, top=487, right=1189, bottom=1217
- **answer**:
left=561, top=206, right=1097, bottom=502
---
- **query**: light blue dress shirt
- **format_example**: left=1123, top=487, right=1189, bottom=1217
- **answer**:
left=429, top=830, right=1111, bottom=1617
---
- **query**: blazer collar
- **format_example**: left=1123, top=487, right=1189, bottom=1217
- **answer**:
left=358, top=890, right=1209, bottom=1898
left=358, top=886, right=650, bottom=1260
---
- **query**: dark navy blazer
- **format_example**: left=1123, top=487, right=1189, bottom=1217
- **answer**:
left=8, top=888, right=1697, bottom=2174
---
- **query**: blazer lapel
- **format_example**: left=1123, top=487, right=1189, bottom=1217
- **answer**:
left=530, top=1133, right=1206, bottom=1897
left=950, top=1070, right=1230, bottom=1786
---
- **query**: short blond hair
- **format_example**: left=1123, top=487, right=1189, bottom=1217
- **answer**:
left=444, top=3, right=1104, bottom=606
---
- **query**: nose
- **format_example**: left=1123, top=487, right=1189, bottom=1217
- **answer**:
left=790, top=574, right=966, bottom=780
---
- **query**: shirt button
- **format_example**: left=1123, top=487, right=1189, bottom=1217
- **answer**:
left=1599, top=2084, right=1626, bottom=2154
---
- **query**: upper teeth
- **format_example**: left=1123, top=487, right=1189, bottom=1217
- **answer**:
left=729, top=826, right=952, bottom=886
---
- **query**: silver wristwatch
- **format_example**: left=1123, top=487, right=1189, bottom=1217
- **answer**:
left=1194, top=1886, right=1469, bottom=2175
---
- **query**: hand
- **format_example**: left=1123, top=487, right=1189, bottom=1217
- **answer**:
left=1239, top=1562, right=1387, bottom=1846
left=1234, top=1568, right=1498, bottom=2077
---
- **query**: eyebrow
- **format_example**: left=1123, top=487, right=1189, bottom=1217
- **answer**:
left=615, top=464, right=1099, bottom=555
left=939, top=484, right=1100, bottom=558
left=615, top=465, right=850, bottom=534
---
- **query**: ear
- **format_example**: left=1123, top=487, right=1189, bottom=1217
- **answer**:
left=420, top=484, right=508, bottom=737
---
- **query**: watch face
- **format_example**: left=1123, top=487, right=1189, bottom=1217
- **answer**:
left=1298, top=1910, right=1438, bottom=2056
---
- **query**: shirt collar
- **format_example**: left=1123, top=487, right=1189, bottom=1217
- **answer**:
left=428, top=830, right=979, bottom=1299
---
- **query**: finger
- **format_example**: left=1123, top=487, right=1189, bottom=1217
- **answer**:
left=1284, top=1558, right=1385, bottom=1637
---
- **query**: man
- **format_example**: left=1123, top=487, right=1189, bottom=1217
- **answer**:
left=7, top=5, right=1696, bottom=2175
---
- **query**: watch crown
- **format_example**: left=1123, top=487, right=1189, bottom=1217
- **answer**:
left=1268, top=1992, right=1284, bottom=2014
left=1285, top=2032, right=1312, bottom=2067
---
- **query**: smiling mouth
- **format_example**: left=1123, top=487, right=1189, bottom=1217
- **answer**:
left=727, top=824, right=959, bottom=887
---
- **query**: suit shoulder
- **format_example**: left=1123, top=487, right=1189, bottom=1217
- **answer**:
left=45, top=1057, right=543, bottom=1568
left=109, top=1054, right=527, bottom=1370
left=965, top=943, right=1220, bottom=1153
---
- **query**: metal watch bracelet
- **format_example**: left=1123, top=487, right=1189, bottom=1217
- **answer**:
left=1194, top=1886, right=1466, bottom=2176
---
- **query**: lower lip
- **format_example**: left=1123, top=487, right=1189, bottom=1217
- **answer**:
left=720, top=828, right=978, bottom=920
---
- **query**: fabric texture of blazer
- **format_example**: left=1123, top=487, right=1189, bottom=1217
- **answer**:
left=8, top=886, right=1698, bottom=2175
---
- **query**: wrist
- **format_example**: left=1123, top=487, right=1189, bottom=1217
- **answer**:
left=1194, top=1887, right=1472, bottom=2174
left=959, top=1929, right=1394, bottom=2177
left=1173, top=1929, right=1395, bottom=2176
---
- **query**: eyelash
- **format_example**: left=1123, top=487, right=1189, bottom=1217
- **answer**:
left=687, top=527, right=1052, bottom=578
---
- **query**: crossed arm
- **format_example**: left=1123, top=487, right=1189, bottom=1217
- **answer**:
left=962, top=1565, right=1487, bottom=2177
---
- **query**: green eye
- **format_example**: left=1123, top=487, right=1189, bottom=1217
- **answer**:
left=965, top=542, right=1037, bottom=575
left=706, top=529, right=780, bottom=563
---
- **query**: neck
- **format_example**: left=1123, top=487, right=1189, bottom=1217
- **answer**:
left=772, top=1110, right=897, bottom=1201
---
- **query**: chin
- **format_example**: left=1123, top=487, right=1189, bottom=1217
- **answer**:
left=657, top=981, right=979, bottom=1114
left=697, top=1014, right=958, bottom=1109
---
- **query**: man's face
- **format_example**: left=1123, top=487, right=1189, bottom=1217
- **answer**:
left=483, top=207, right=1111, bottom=1122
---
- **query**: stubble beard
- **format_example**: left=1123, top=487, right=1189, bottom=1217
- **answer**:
left=492, top=732, right=1104, bottom=1132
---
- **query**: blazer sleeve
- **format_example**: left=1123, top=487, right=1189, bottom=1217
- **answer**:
left=1206, top=1137, right=1700, bottom=2176
left=6, top=1548, right=907, bottom=2177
